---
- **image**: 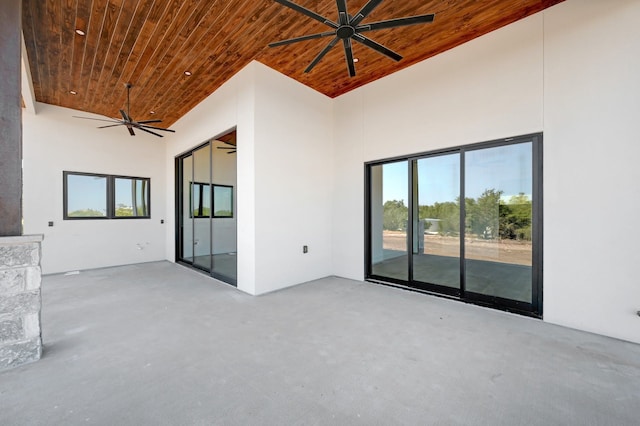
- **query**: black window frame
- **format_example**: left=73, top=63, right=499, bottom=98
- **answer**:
left=63, top=171, right=151, bottom=220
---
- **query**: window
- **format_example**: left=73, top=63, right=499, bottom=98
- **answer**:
left=65, top=173, right=108, bottom=218
left=114, top=177, right=150, bottom=217
left=190, top=182, right=233, bottom=218
left=64, top=172, right=150, bottom=219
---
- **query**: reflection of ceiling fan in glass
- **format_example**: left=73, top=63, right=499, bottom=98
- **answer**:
left=217, top=141, right=236, bottom=154
left=216, top=131, right=236, bottom=154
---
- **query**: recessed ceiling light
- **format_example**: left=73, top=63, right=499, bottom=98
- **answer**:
left=149, top=110, right=156, bottom=115
left=69, top=90, right=77, bottom=95
left=353, top=58, right=359, bottom=63
left=184, top=71, right=192, bottom=76
left=75, top=29, right=85, bottom=36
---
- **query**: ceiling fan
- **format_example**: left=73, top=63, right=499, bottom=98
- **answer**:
left=269, top=0, right=435, bottom=77
left=73, top=83, right=175, bottom=138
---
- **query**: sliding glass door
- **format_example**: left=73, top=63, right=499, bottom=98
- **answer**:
left=176, top=130, right=238, bottom=286
left=366, top=134, right=542, bottom=316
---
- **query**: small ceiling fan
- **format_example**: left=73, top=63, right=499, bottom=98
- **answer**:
left=269, top=0, right=435, bottom=77
left=73, top=83, right=175, bottom=138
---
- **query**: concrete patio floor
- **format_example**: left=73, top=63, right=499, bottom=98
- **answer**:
left=1, top=261, right=639, bottom=425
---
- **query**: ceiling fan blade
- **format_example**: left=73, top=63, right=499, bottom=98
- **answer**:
left=336, top=0, right=349, bottom=25
left=97, top=123, right=126, bottom=129
left=350, top=0, right=384, bottom=26
left=305, top=37, right=340, bottom=73
left=136, top=124, right=175, bottom=133
left=269, top=30, right=336, bottom=48
left=357, top=14, right=435, bottom=32
left=217, top=147, right=236, bottom=150
left=136, top=119, right=163, bottom=124
left=72, top=116, right=122, bottom=124
left=274, top=0, right=338, bottom=28
left=136, top=126, right=163, bottom=138
left=352, top=33, right=402, bottom=61
left=120, top=109, right=131, bottom=122
left=227, top=151, right=236, bottom=154
left=127, top=126, right=135, bottom=136
left=343, top=38, right=356, bottom=77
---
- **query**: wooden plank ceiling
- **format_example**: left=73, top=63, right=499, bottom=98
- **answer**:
left=22, top=0, right=564, bottom=127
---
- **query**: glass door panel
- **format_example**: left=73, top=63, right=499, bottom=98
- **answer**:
left=180, top=155, right=194, bottom=263
left=464, top=142, right=533, bottom=303
left=192, top=144, right=212, bottom=272
left=370, top=161, right=409, bottom=281
left=412, top=154, right=461, bottom=289
left=211, top=139, right=237, bottom=285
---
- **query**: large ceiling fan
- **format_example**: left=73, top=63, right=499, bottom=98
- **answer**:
left=73, top=83, right=175, bottom=138
left=269, top=0, right=435, bottom=77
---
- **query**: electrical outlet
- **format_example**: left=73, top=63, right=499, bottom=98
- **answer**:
left=303, top=245, right=308, bottom=253
left=48, top=221, right=54, bottom=227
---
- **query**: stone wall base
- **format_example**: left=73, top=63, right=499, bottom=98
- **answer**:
left=0, top=338, right=41, bottom=369
left=0, top=235, right=44, bottom=371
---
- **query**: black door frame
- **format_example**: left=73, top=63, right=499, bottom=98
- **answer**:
left=364, top=133, right=543, bottom=317
left=174, top=128, right=238, bottom=286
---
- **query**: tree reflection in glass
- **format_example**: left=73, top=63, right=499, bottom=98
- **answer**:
left=465, top=143, right=533, bottom=303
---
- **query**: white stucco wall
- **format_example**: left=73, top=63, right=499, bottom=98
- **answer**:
left=331, top=0, right=640, bottom=343
left=252, top=62, right=333, bottom=295
left=22, top=103, right=167, bottom=274
left=541, top=0, right=640, bottom=343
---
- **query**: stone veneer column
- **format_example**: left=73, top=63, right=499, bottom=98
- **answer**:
left=0, top=235, right=44, bottom=370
